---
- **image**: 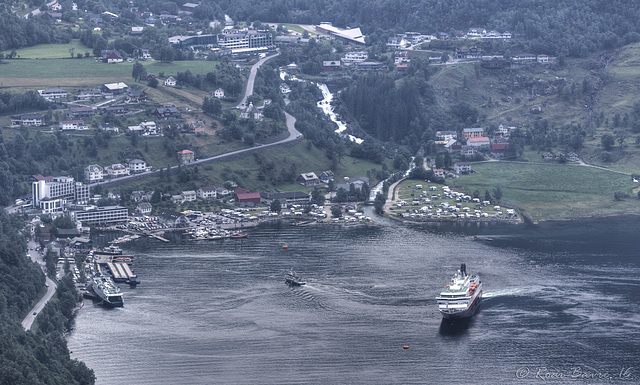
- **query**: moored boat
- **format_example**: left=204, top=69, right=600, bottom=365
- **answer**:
left=435, top=263, right=482, bottom=320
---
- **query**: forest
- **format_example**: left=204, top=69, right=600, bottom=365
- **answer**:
left=3, top=0, right=640, bottom=58
left=0, top=210, right=95, bottom=384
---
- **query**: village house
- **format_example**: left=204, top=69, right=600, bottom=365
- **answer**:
left=102, top=82, right=129, bottom=94
left=101, top=49, right=124, bottom=63
left=130, top=190, right=146, bottom=203
left=76, top=88, right=102, bottom=101
left=496, top=123, right=512, bottom=137
left=59, top=120, right=88, bottom=130
left=130, top=26, right=143, bottom=36
left=461, top=145, right=478, bottom=156
left=108, top=190, right=122, bottom=200
left=159, top=210, right=189, bottom=227
left=164, top=76, right=177, bottom=87
left=463, top=127, right=484, bottom=139
left=191, top=121, right=205, bottom=133
left=323, top=61, right=342, bottom=71
left=196, top=186, right=217, bottom=200
left=436, top=130, right=458, bottom=140
left=454, top=162, right=472, bottom=174
left=239, top=103, right=262, bottom=120
left=433, top=169, right=446, bottom=178
left=490, top=143, right=509, bottom=158
left=468, top=137, right=491, bottom=148
left=84, top=165, right=104, bottom=182
left=98, top=122, right=120, bottom=133
left=216, top=187, right=231, bottom=198
left=260, top=191, right=311, bottom=208
left=177, top=149, right=195, bottom=164
left=342, top=51, right=368, bottom=63
left=135, top=202, right=152, bottom=215
left=128, top=159, right=150, bottom=173
left=537, top=54, right=549, bottom=64
left=126, top=89, right=147, bottom=103
left=182, top=190, right=197, bottom=202
left=51, top=2, right=62, bottom=11
left=38, top=88, right=67, bottom=100
left=105, top=163, right=130, bottom=177
left=68, top=106, right=95, bottom=118
left=279, top=83, right=291, bottom=94
left=234, top=191, right=262, bottom=207
left=154, top=105, right=181, bottom=119
left=336, top=176, right=370, bottom=192
left=513, top=53, right=537, bottom=62
left=394, top=51, right=410, bottom=64
left=296, top=172, right=322, bottom=186
left=319, top=170, right=335, bottom=183
left=11, top=114, right=43, bottom=126
left=212, top=88, right=225, bottom=98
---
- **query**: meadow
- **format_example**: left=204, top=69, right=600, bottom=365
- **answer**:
left=450, top=161, right=640, bottom=221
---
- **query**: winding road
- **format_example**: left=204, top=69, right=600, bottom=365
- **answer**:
left=90, top=52, right=301, bottom=190
left=22, top=239, right=58, bottom=331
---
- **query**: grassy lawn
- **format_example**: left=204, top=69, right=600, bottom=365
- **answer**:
left=0, top=58, right=219, bottom=87
left=2, top=40, right=92, bottom=59
left=114, top=139, right=387, bottom=196
left=449, top=161, right=640, bottom=222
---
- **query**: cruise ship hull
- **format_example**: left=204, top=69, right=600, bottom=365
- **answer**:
left=439, top=290, right=482, bottom=320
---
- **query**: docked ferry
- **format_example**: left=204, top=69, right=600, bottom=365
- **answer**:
left=435, top=263, right=482, bottom=319
left=90, top=275, right=124, bottom=307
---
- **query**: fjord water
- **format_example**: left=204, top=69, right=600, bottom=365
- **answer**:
left=68, top=214, right=640, bottom=384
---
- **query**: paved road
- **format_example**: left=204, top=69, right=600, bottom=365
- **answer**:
left=238, top=53, right=280, bottom=108
left=22, top=239, right=58, bottom=331
left=89, top=52, right=301, bottom=190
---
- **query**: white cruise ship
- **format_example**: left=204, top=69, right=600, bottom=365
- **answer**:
left=91, top=276, right=124, bottom=307
left=435, top=263, right=482, bottom=319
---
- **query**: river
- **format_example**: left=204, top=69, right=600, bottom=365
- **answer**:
left=68, top=213, right=639, bottom=384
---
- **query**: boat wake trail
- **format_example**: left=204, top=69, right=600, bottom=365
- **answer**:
left=483, top=285, right=558, bottom=299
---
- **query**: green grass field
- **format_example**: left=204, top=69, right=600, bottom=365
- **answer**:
left=450, top=161, right=640, bottom=221
left=0, top=58, right=219, bottom=89
left=2, top=40, right=92, bottom=59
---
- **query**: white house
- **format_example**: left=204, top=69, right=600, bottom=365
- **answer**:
left=342, top=51, right=368, bottom=63
left=38, top=88, right=67, bottom=100
left=537, top=54, right=549, bottom=64
left=454, top=162, right=472, bottom=174
left=196, top=186, right=217, bottom=200
left=182, top=190, right=197, bottom=202
left=105, top=163, right=130, bottom=177
left=164, top=76, right=177, bottom=87
left=128, top=159, right=149, bottom=173
left=212, top=88, right=225, bottom=98
left=84, top=165, right=104, bottom=182
left=59, top=120, right=88, bottom=130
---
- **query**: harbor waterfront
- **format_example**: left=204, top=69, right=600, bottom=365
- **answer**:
left=67, top=213, right=640, bottom=384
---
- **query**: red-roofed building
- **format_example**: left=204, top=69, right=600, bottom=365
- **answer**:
left=177, top=149, right=195, bottom=164
left=491, top=143, right=509, bottom=158
left=235, top=192, right=261, bottom=207
left=468, top=137, right=490, bottom=147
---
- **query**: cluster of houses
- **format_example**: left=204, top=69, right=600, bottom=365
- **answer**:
left=430, top=124, right=516, bottom=179
left=83, top=159, right=151, bottom=182
left=386, top=28, right=511, bottom=49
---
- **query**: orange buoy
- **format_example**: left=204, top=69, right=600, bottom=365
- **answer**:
left=403, top=345, right=409, bottom=349
left=283, top=245, right=288, bottom=250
